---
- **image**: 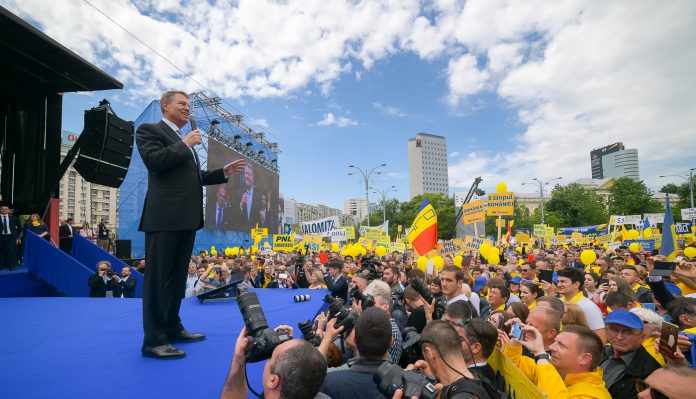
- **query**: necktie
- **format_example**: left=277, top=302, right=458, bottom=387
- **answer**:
left=246, top=191, right=252, bottom=219
left=216, top=205, right=223, bottom=228
left=2, top=216, right=8, bottom=235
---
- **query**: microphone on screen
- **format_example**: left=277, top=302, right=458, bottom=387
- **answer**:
left=294, top=294, right=311, bottom=303
left=189, top=115, right=197, bottom=130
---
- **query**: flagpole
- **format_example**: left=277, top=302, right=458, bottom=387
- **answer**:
left=497, top=216, right=502, bottom=244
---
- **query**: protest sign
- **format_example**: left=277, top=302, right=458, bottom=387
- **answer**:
left=675, top=222, right=692, bottom=235
left=533, top=224, right=546, bottom=237
left=515, top=233, right=531, bottom=244
left=273, top=234, right=294, bottom=251
left=488, top=349, right=545, bottom=399
left=609, top=215, right=642, bottom=226
left=623, top=239, right=655, bottom=251
left=461, top=200, right=486, bottom=224
left=487, top=192, right=515, bottom=216
left=437, top=239, right=464, bottom=257
left=251, top=227, right=268, bottom=238
left=544, top=226, right=555, bottom=238
left=596, top=233, right=613, bottom=244
left=302, top=235, right=323, bottom=245
left=681, top=207, right=696, bottom=221
left=389, top=242, right=406, bottom=253
left=556, top=234, right=568, bottom=242
left=375, top=238, right=390, bottom=248
left=340, top=226, right=356, bottom=240
left=571, top=232, right=583, bottom=245
left=463, top=235, right=493, bottom=251
left=329, top=228, right=347, bottom=242
left=300, top=216, right=339, bottom=237
left=364, top=227, right=385, bottom=240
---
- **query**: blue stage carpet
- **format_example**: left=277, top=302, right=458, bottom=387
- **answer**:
left=0, top=289, right=327, bottom=398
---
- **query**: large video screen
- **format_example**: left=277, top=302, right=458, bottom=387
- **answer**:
left=205, top=139, right=280, bottom=234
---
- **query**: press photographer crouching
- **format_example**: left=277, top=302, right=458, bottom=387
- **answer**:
left=222, top=290, right=328, bottom=399
left=88, top=261, right=120, bottom=298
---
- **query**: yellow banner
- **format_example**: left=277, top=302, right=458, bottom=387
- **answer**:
left=463, top=235, right=494, bottom=250
left=496, top=218, right=507, bottom=227
left=544, top=226, right=555, bottom=238
left=340, top=226, right=356, bottom=240
left=358, top=237, right=373, bottom=247
left=487, top=192, right=515, bottom=216
left=515, top=233, right=531, bottom=244
left=533, top=224, right=546, bottom=237
left=461, top=199, right=486, bottom=224
left=596, top=233, right=612, bottom=244
left=364, top=227, right=385, bottom=240
left=251, top=228, right=268, bottom=238
left=389, top=242, right=406, bottom=253
left=273, top=234, right=294, bottom=251
left=303, top=234, right=322, bottom=245
left=376, top=238, right=390, bottom=248
left=556, top=234, right=567, bottom=242
left=571, top=232, right=583, bottom=245
left=488, top=349, right=545, bottom=398
left=437, top=239, right=465, bottom=257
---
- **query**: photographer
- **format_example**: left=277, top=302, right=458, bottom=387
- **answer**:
left=409, top=320, right=490, bottom=399
left=364, top=280, right=403, bottom=364
left=321, top=307, right=393, bottom=399
left=87, top=261, right=119, bottom=297
left=222, top=325, right=327, bottom=399
left=268, top=268, right=299, bottom=289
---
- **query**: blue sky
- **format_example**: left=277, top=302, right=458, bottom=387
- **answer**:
left=8, top=0, right=696, bottom=210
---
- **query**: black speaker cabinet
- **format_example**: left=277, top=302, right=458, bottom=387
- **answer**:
left=115, top=239, right=131, bottom=259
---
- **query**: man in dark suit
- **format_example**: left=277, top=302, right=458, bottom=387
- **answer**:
left=208, top=184, right=232, bottom=230
left=137, top=90, right=244, bottom=360
left=87, top=261, right=120, bottom=297
left=0, top=205, right=22, bottom=270
left=58, top=218, right=74, bottom=253
left=324, top=259, right=348, bottom=302
left=234, top=163, right=261, bottom=231
left=117, top=266, right=137, bottom=298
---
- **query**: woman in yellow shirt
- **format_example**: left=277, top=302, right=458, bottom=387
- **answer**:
left=308, top=270, right=327, bottom=290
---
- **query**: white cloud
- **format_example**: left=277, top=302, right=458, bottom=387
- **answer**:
left=446, top=54, right=490, bottom=105
left=449, top=151, right=460, bottom=157
left=248, top=118, right=269, bottom=128
left=373, top=102, right=407, bottom=117
left=316, top=113, right=357, bottom=127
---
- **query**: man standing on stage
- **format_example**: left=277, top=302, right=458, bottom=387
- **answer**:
left=137, top=90, right=244, bottom=360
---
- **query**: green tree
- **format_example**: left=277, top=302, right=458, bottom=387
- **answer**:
left=660, top=177, right=695, bottom=221
left=398, top=193, right=456, bottom=240
left=545, top=183, right=609, bottom=227
left=607, top=177, right=662, bottom=215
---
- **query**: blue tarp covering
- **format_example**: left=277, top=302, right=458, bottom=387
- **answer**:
left=556, top=225, right=609, bottom=235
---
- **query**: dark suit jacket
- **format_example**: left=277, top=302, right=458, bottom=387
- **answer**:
left=136, top=120, right=227, bottom=232
left=117, top=276, right=137, bottom=298
left=87, top=274, right=119, bottom=297
left=234, top=187, right=262, bottom=231
left=601, top=345, right=661, bottom=399
left=207, top=202, right=234, bottom=230
left=2, top=215, right=22, bottom=239
left=325, top=275, right=348, bottom=302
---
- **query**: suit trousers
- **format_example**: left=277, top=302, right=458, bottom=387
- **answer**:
left=143, top=230, right=196, bottom=346
left=0, top=235, right=17, bottom=268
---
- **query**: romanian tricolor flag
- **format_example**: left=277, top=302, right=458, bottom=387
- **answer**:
left=659, top=196, right=678, bottom=260
left=407, top=199, right=438, bottom=256
left=506, top=219, right=515, bottom=243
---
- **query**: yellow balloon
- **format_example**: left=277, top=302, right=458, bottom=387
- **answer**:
left=432, top=256, right=444, bottom=270
left=603, top=243, right=608, bottom=250
left=628, top=229, right=640, bottom=240
left=376, top=246, right=387, bottom=257
left=515, top=246, right=522, bottom=254
left=331, top=243, right=339, bottom=252
left=496, top=182, right=507, bottom=193
left=684, top=246, right=696, bottom=259
left=231, top=247, right=239, bottom=256
left=453, top=255, right=463, bottom=267
left=488, top=254, right=500, bottom=265
left=629, top=242, right=641, bottom=253
left=417, top=256, right=428, bottom=272
left=643, top=228, right=653, bottom=238
left=580, top=249, right=596, bottom=266
left=479, top=243, right=491, bottom=259
left=489, top=246, right=500, bottom=257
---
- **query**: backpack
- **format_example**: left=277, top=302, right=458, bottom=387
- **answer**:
left=442, top=377, right=492, bottom=399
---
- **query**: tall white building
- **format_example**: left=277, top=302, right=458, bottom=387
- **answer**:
left=59, top=139, right=119, bottom=233
left=344, top=198, right=368, bottom=222
left=295, top=202, right=341, bottom=223
left=407, top=133, right=449, bottom=198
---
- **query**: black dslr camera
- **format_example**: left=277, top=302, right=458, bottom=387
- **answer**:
left=409, top=276, right=446, bottom=320
left=105, top=269, right=117, bottom=278
left=297, top=319, right=321, bottom=346
left=374, top=361, right=437, bottom=399
left=324, top=295, right=359, bottom=335
left=237, top=290, right=292, bottom=362
left=351, top=289, right=375, bottom=309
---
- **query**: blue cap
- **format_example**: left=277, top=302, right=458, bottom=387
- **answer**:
left=510, top=276, right=523, bottom=284
left=473, top=276, right=487, bottom=292
left=664, top=282, right=683, bottom=297
left=605, top=310, right=644, bottom=330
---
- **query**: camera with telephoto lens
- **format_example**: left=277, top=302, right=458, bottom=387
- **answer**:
left=237, top=290, right=292, bottom=362
left=351, top=289, right=375, bottom=309
left=400, top=326, right=424, bottom=367
left=324, top=295, right=359, bottom=335
left=297, top=319, right=321, bottom=346
left=105, top=269, right=117, bottom=278
left=409, top=276, right=446, bottom=320
left=374, top=361, right=437, bottom=399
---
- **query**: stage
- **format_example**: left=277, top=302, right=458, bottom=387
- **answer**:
left=0, top=288, right=327, bottom=398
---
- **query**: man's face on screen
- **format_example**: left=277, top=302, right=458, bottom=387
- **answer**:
left=244, top=165, right=254, bottom=189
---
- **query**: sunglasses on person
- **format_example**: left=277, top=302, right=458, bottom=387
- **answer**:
left=636, top=379, right=669, bottom=399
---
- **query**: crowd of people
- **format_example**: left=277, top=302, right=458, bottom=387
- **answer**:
left=199, top=242, right=696, bottom=398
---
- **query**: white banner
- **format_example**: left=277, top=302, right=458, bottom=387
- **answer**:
left=329, top=228, right=347, bottom=242
left=376, top=220, right=389, bottom=234
left=681, top=208, right=696, bottom=221
left=300, top=216, right=340, bottom=237
left=610, top=215, right=642, bottom=226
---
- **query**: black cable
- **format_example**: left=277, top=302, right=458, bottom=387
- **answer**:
left=244, top=359, right=264, bottom=398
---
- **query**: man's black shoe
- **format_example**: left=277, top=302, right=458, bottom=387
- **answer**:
left=141, top=344, right=185, bottom=360
left=167, top=330, right=206, bottom=343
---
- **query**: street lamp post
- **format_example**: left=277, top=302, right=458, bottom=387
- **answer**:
left=522, top=177, right=562, bottom=224
left=659, top=168, right=696, bottom=223
left=348, top=163, right=387, bottom=227
left=371, top=185, right=397, bottom=224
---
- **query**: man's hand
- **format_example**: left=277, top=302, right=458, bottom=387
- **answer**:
left=392, top=388, right=418, bottom=399
left=405, top=360, right=434, bottom=379
left=275, top=324, right=294, bottom=337
left=223, top=159, right=245, bottom=176
left=421, top=296, right=434, bottom=322
left=520, top=325, right=545, bottom=356
left=323, top=318, right=344, bottom=342
left=352, top=299, right=363, bottom=315
left=540, top=280, right=558, bottom=296
left=182, top=129, right=202, bottom=147
left=233, top=326, right=252, bottom=365
left=240, top=192, right=248, bottom=210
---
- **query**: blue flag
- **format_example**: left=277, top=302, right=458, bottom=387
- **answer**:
left=659, top=196, right=678, bottom=260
